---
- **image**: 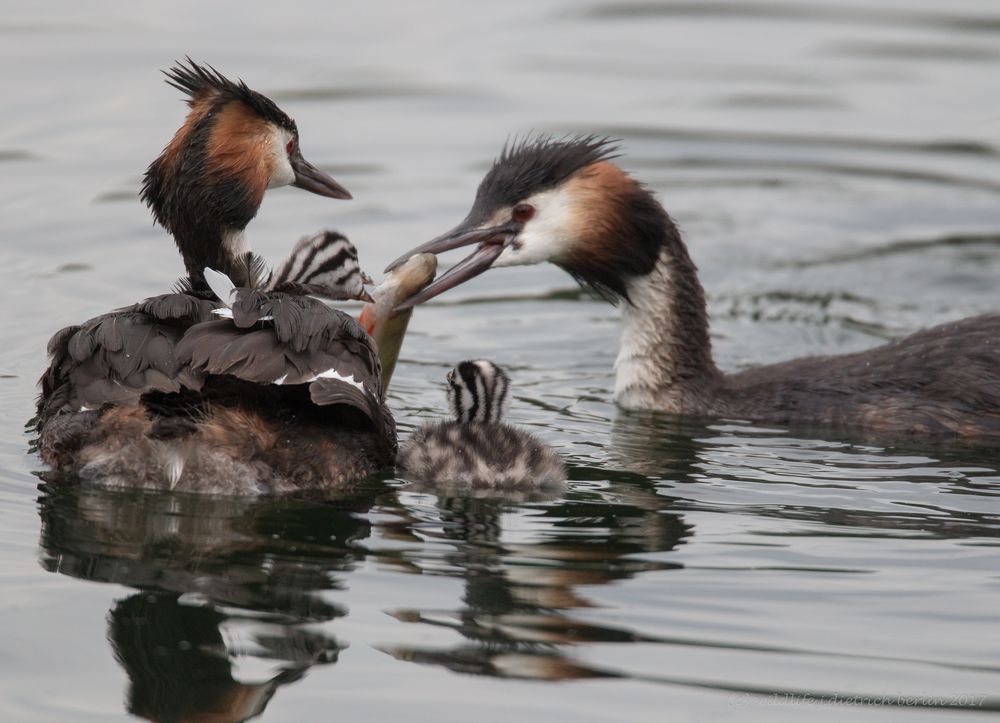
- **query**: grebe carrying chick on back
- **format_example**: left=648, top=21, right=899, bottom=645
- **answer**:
left=389, top=136, right=1000, bottom=440
left=36, top=61, right=401, bottom=494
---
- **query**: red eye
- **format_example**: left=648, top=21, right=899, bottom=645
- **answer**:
left=512, top=203, right=535, bottom=223
left=286, top=138, right=296, bottom=155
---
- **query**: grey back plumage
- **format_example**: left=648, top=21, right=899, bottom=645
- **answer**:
left=38, top=292, right=220, bottom=421
left=35, top=291, right=219, bottom=467
left=188, top=233, right=393, bottom=452
left=36, top=233, right=396, bottom=488
left=177, top=289, right=394, bottom=453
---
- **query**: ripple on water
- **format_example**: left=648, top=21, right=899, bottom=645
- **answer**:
left=5, top=0, right=1000, bottom=719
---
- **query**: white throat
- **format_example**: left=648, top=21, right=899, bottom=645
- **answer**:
left=222, top=228, right=248, bottom=258
left=613, top=256, right=673, bottom=409
left=612, top=247, right=718, bottom=412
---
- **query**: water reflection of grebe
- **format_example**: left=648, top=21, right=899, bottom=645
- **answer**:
left=379, top=491, right=691, bottom=680
left=110, top=592, right=329, bottom=722
left=37, top=483, right=384, bottom=721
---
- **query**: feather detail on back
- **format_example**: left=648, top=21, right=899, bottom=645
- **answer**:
left=175, top=288, right=393, bottom=452
left=204, top=268, right=236, bottom=306
left=37, top=283, right=397, bottom=486
left=239, top=251, right=272, bottom=290
left=37, top=293, right=220, bottom=426
left=178, top=295, right=379, bottom=389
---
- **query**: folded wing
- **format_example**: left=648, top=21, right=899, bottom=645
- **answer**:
left=37, top=292, right=219, bottom=419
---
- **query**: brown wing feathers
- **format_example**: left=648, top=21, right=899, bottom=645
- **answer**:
left=37, top=294, right=219, bottom=419
left=178, top=292, right=387, bottom=425
left=38, top=286, right=395, bottom=470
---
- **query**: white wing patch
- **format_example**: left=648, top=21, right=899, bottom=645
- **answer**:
left=204, top=267, right=236, bottom=306
left=314, top=368, right=366, bottom=393
left=268, top=370, right=365, bottom=390
left=207, top=269, right=274, bottom=321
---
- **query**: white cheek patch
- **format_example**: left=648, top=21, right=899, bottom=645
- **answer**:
left=267, top=127, right=295, bottom=189
left=494, top=186, right=578, bottom=268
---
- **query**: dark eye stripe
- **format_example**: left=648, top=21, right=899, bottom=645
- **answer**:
left=458, top=362, right=480, bottom=422
left=490, top=365, right=506, bottom=422
left=448, top=379, right=464, bottom=419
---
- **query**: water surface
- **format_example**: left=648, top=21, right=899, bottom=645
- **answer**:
left=2, top=1, right=1000, bottom=720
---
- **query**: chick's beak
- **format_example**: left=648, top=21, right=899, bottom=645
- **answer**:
left=290, top=150, right=352, bottom=199
left=388, top=219, right=520, bottom=311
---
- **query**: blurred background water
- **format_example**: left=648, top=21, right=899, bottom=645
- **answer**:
left=2, top=1, right=1000, bottom=720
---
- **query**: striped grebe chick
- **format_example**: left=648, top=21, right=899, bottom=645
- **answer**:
left=36, top=61, right=396, bottom=493
left=389, top=136, right=1000, bottom=440
left=398, top=360, right=565, bottom=493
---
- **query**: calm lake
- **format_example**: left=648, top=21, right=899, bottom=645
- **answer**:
left=2, top=1, right=999, bottom=720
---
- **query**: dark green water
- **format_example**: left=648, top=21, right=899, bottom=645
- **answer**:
left=2, top=1, right=999, bottom=720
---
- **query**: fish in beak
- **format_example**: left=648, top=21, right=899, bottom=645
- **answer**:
left=387, top=219, right=521, bottom=311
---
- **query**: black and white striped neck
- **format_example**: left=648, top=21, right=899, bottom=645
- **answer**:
left=448, top=360, right=511, bottom=424
left=203, top=229, right=369, bottom=307
left=270, top=231, right=368, bottom=300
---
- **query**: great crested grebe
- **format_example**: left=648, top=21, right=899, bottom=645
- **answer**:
left=389, top=136, right=1000, bottom=439
left=398, top=360, right=565, bottom=490
left=36, top=61, right=396, bottom=493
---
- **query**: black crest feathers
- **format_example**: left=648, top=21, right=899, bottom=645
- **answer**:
left=163, top=58, right=296, bottom=132
left=469, top=134, right=620, bottom=222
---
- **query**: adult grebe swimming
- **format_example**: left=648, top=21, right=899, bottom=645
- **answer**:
left=388, top=136, right=1000, bottom=439
left=36, top=61, right=395, bottom=493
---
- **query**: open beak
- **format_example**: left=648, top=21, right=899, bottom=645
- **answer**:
left=290, top=150, right=352, bottom=200
left=356, top=288, right=375, bottom=304
left=388, top=220, right=519, bottom=311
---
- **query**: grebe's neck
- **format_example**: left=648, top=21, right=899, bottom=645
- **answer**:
left=173, top=221, right=252, bottom=289
left=144, top=165, right=263, bottom=289
left=141, top=100, right=271, bottom=291
left=613, top=230, right=721, bottom=411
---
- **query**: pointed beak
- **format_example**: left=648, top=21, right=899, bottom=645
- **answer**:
left=388, top=220, right=519, bottom=311
left=385, top=220, right=517, bottom=273
left=290, top=151, right=352, bottom=200
left=356, top=288, right=376, bottom=304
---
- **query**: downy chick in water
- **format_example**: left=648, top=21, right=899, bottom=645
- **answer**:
left=398, top=361, right=566, bottom=494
